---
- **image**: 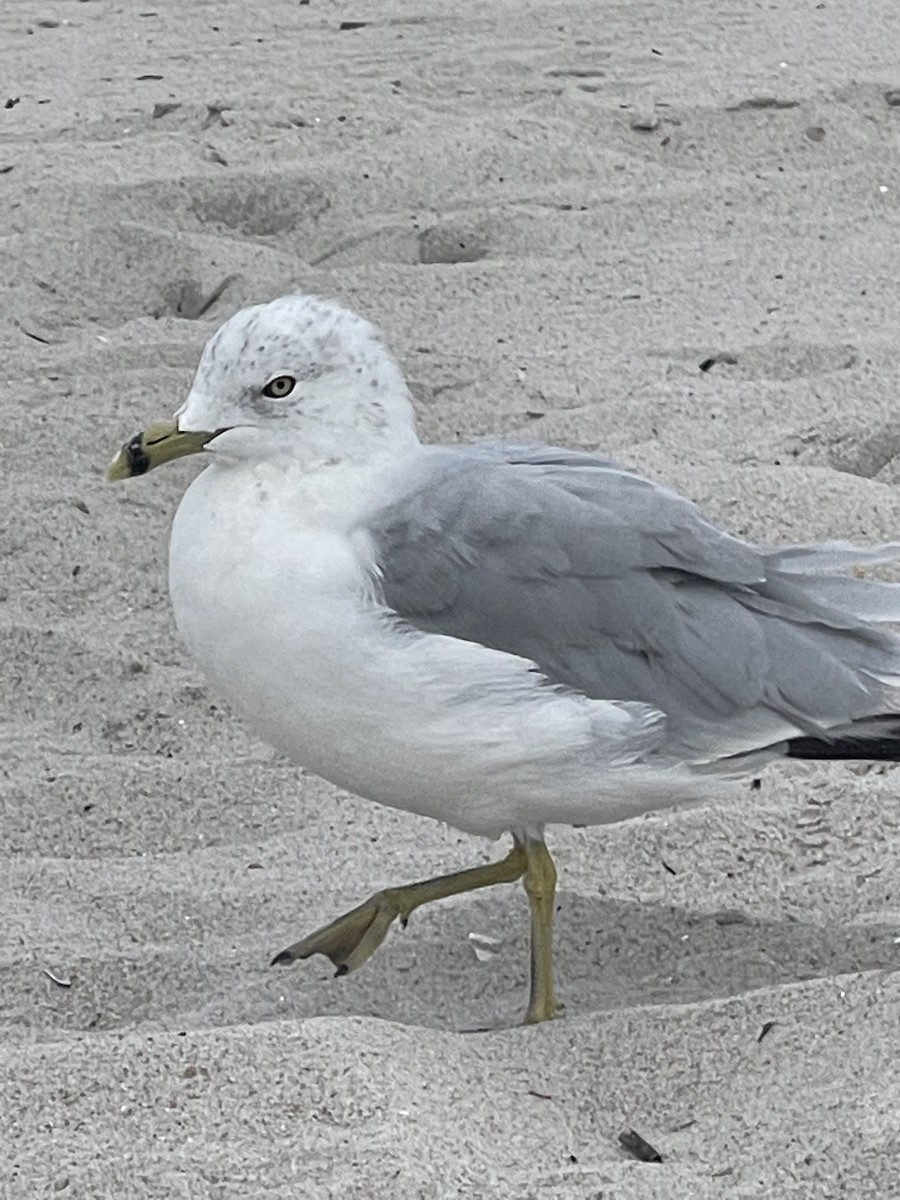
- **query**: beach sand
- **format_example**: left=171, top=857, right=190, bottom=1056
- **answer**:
left=4, top=1, right=900, bottom=1195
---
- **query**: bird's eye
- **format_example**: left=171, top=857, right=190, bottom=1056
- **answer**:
left=261, top=375, right=296, bottom=399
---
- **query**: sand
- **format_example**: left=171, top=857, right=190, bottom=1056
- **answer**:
left=4, top=1, right=900, bottom=1196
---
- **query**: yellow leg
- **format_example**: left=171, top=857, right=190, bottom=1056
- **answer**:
left=273, top=835, right=564, bottom=1024
left=521, top=838, right=564, bottom=1024
left=272, top=841, right=528, bottom=974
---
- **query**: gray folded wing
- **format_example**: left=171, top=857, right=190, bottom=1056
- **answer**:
left=370, top=441, right=900, bottom=762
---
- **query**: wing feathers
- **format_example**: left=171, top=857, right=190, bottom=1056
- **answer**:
left=371, top=443, right=900, bottom=760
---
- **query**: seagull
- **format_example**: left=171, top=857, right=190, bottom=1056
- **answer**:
left=108, top=292, right=900, bottom=1023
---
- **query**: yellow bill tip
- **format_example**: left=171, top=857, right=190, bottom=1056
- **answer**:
left=106, top=449, right=135, bottom=482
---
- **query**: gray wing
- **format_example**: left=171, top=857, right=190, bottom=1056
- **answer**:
left=371, top=441, right=900, bottom=760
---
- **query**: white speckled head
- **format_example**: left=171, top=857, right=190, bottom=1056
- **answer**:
left=177, top=293, right=419, bottom=466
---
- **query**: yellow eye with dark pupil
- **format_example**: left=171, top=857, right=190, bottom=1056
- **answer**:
left=262, top=375, right=296, bottom=399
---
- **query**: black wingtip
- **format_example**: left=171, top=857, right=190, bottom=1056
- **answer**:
left=271, top=949, right=294, bottom=966
left=787, top=736, right=900, bottom=762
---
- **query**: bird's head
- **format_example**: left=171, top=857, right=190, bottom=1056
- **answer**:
left=108, top=293, right=418, bottom=480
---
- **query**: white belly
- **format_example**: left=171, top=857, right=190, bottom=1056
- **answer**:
left=168, top=461, right=716, bottom=838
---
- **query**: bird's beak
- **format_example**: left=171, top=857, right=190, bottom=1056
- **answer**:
left=106, top=418, right=221, bottom=481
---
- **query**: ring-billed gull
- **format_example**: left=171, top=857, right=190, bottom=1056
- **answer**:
left=108, top=292, right=900, bottom=1023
